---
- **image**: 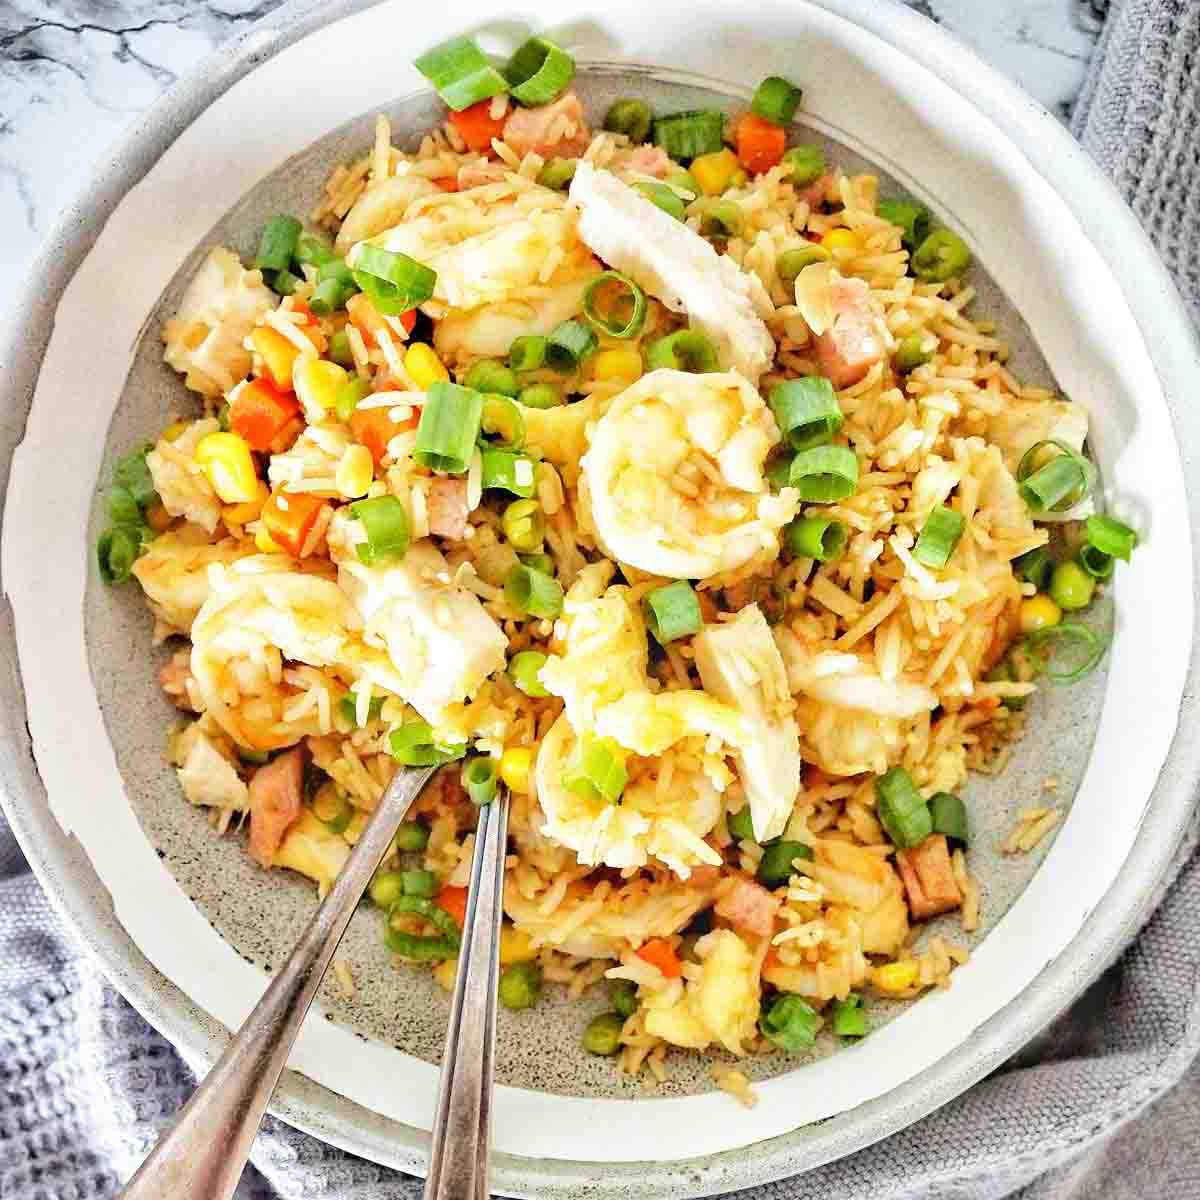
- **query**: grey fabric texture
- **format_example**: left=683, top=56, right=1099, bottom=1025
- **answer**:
left=4, top=0, right=1200, bottom=1195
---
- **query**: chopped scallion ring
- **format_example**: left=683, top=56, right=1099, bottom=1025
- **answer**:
left=504, top=562, right=564, bottom=619
left=517, top=382, right=562, bottom=409
left=563, top=734, right=627, bottom=804
left=603, top=98, right=653, bottom=143
left=388, top=719, right=466, bottom=766
left=582, top=271, right=648, bottom=339
left=914, top=504, right=965, bottom=569
left=1016, top=440, right=1093, bottom=514
left=1086, top=513, right=1138, bottom=561
left=788, top=444, right=859, bottom=502
left=875, top=766, right=932, bottom=849
left=508, top=650, right=550, bottom=697
left=465, top=359, right=519, bottom=399
left=830, top=993, right=867, bottom=1040
left=769, top=376, right=843, bottom=451
left=413, top=381, right=484, bottom=474
left=1078, top=544, right=1115, bottom=580
left=414, top=36, right=509, bottom=111
left=751, top=75, right=804, bottom=126
left=351, top=244, right=436, bottom=315
left=97, top=526, right=144, bottom=585
left=635, top=180, right=687, bottom=221
left=384, top=896, right=461, bottom=959
left=508, top=335, right=548, bottom=372
left=254, top=214, right=301, bottom=273
left=295, top=231, right=335, bottom=268
left=929, top=792, right=968, bottom=845
left=759, top=994, right=821, bottom=1052
left=545, top=320, right=598, bottom=372
left=645, top=330, right=719, bottom=373
left=643, top=581, right=702, bottom=643
left=784, top=516, right=847, bottom=563
left=271, top=269, right=301, bottom=297
left=349, top=495, right=411, bottom=565
left=653, top=109, right=725, bottom=162
left=480, top=447, right=537, bottom=497
left=480, top=394, right=525, bottom=446
left=504, top=36, right=575, bottom=107
left=462, top=756, right=499, bottom=806
left=1022, top=622, right=1108, bottom=684
left=876, top=197, right=930, bottom=251
left=1014, top=546, right=1054, bottom=591
left=113, top=445, right=157, bottom=508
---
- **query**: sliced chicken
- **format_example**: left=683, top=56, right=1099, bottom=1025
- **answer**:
left=247, top=747, right=304, bottom=867
left=176, top=729, right=248, bottom=810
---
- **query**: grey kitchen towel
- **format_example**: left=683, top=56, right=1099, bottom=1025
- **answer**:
left=4, top=0, right=1200, bottom=1196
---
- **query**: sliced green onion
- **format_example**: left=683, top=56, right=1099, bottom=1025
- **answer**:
left=414, top=36, right=509, bottom=111
left=254, top=214, right=301, bottom=273
left=666, top=168, right=699, bottom=199
left=369, top=871, right=405, bottom=909
left=388, top=719, right=466, bottom=766
left=788, top=444, right=859, bottom=502
left=582, top=1011, right=624, bottom=1054
left=583, top=271, right=647, bottom=339
left=563, top=734, right=627, bottom=804
left=875, top=767, right=932, bottom=849
left=504, top=36, right=575, bottom=107
left=608, top=978, right=639, bottom=1020
left=108, top=486, right=141, bottom=527
left=643, top=581, right=702, bottom=644
left=830, top=993, right=867, bottom=1040
left=604, top=98, right=653, bottom=142
left=309, top=277, right=349, bottom=315
left=1018, top=457, right=1090, bottom=515
left=645, top=330, right=719, bottom=373
left=394, top=820, right=430, bottom=852
left=352, top=244, right=437, bottom=316
left=349, top=495, right=410, bottom=565
left=914, top=504, right=965, bottom=569
left=1086, top=513, right=1138, bottom=562
left=1022, top=622, right=1108, bottom=684
left=769, top=377, right=843, bottom=451
left=413, top=381, right=484, bottom=474
left=1014, top=546, right=1054, bottom=592
left=480, top=447, right=537, bottom=497
left=517, top=382, right=563, bottom=409
left=700, top=199, right=744, bottom=240
left=508, top=335, right=547, bottom=372
left=894, top=332, right=933, bottom=372
left=465, top=359, right=519, bottom=399
left=1078, top=544, right=1115, bottom=580
left=777, top=244, right=830, bottom=290
left=929, top=792, right=968, bottom=846
left=784, top=516, right=847, bottom=562
left=504, top=561, right=563, bottom=619
left=499, top=961, right=543, bottom=1010
left=97, top=525, right=143, bottom=585
left=752, top=75, right=803, bottom=125
left=311, top=787, right=353, bottom=834
left=295, top=231, right=335, bottom=268
left=876, top=197, right=930, bottom=251
left=537, top=157, right=577, bottom=191
left=113, top=445, right=157, bottom=508
left=401, top=868, right=439, bottom=898
left=335, top=376, right=370, bottom=423
left=546, top=320, right=598, bottom=372
left=508, top=650, right=550, bottom=697
left=328, top=329, right=354, bottom=367
left=760, top=994, right=821, bottom=1052
left=272, top=268, right=301, bottom=297
left=519, top=551, right=555, bottom=576
left=765, top=452, right=795, bottom=491
left=463, top=756, right=499, bottom=807
left=912, top=227, right=971, bottom=282
left=653, top=110, right=725, bottom=162
left=480, top=394, right=525, bottom=446
left=501, top=499, right=545, bottom=552
left=781, top=144, right=825, bottom=187
left=635, top=180, right=687, bottom=221
left=384, top=896, right=461, bottom=960
left=727, top=805, right=756, bottom=842
left=338, top=694, right=385, bottom=727
left=757, top=839, right=814, bottom=887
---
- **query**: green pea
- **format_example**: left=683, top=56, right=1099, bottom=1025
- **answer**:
left=582, top=1011, right=625, bottom=1056
left=911, top=228, right=972, bottom=282
left=393, top=820, right=430, bottom=852
left=894, top=332, right=933, bottom=372
left=608, top=979, right=639, bottom=1020
left=369, top=871, right=406, bottom=909
left=756, top=839, right=814, bottom=888
left=501, top=498, right=545, bottom=553
left=760, top=993, right=821, bottom=1052
left=603, top=98, right=653, bottom=143
left=1048, top=560, right=1096, bottom=611
left=499, top=961, right=543, bottom=1011
left=517, top=382, right=563, bottom=410
left=727, top=805, right=756, bottom=842
left=401, top=869, right=439, bottom=898
left=782, top=144, right=825, bottom=187
left=538, top=158, right=577, bottom=191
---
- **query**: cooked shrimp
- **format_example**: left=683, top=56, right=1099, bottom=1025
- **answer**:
left=794, top=263, right=888, bottom=388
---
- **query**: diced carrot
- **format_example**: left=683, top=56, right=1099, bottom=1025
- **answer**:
left=346, top=293, right=415, bottom=348
left=249, top=326, right=300, bottom=391
left=435, top=885, right=469, bottom=928
left=636, top=938, right=681, bottom=979
left=734, top=112, right=787, bottom=175
left=230, top=379, right=302, bottom=452
left=763, top=947, right=782, bottom=971
left=434, top=175, right=460, bottom=192
left=350, top=403, right=419, bottom=467
left=261, top=489, right=326, bottom=557
left=448, top=100, right=507, bottom=154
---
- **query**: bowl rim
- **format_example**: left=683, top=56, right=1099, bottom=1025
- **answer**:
left=1, top=0, right=1198, bottom=1195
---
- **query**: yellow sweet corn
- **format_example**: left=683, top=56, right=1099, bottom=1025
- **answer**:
left=690, top=148, right=742, bottom=196
left=250, top=325, right=301, bottom=390
left=194, top=432, right=259, bottom=504
left=223, top=480, right=269, bottom=525
left=255, top=526, right=282, bottom=553
left=872, top=960, right=919, bottom=994
left=405, top=343, right=450, bottom=390
left=592, top=348, right=643, bottom=386
left=336, top=443, right=374, bottom=499
left=433, top=958, right=458, bottom=992
left=161, top=419, right=189, bottom=442
left=499, top=747, right=534, bottom=795
left=821, top=227, right=859, bottom=255
left=1020, top=594, right=1062, bottom=634
left=499, top=925, right=537, bottom=966
left=293, top=357, right=348, bottom=418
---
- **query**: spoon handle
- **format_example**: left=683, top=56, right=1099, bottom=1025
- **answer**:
left=119, top=763, right=437, bottom=1200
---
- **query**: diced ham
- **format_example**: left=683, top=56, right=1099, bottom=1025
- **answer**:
left=248, top=747, right=305, bottom=868
left=815, top=274, right=886, bottom=389
left=428, top=477, right=471, bottom=540
left=624, top=145, right=672, bottom=179
left=895, top=834, right=962, bottom=921
left=457, top=161, right=508, bottom=190
left=715, top=876, right=781, bottom=938
left=503, top=92, right=591, bottom=160
left=159, top=648, right=197, bottom=711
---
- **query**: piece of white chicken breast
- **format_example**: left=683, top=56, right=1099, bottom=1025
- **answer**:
left=175, top=727, right=248, bottom=810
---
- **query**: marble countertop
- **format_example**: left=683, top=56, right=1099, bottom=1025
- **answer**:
left=0, top=0, right=1100, bottom=280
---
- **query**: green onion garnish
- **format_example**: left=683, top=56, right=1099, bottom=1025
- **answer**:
left=914, top=504, right=965, bottom=569
left=272, top=268, right=301, bottom=297
left=769, top=376, right=843, bottom=451
left=582, top=271, right=648, bottom=339
left=875, top=767, right=932, bottom=849
left=830, top=993, right=867, bottom=1040
left=563, top=734, right=627, bottom=804
left=507, top=650, right=550, bottom=697
left=328, top=329, right=354, bottom=367
left=504, top=36, right=575, bottom=107
left=546, top=320, right=598, bottom=372
left=700, top=199, right=744, bottom=241
left=1022, top=622, right=1108, bottom=684
left=1078, top=544, right=1114, bottom=580
left=643, top=581, right=702, bottom=644
left=765, top=452, right=795, bottom=491
left=1086, top=513, right=1138, bottom=561
left=338, top=694, right=385, bottom=727
left=788, top=444, right=859, bottom=502
left=309, top=277, right=350, bottom=316
left=508, top=335, right=547, bottom=372
left=108, top=486, right=141, bottom=527
left=414, top=36, right=509, bottom=111
left=929, top=792, right=968, bottom=845
left=480, top=447, right=537, bottom=497
left=751, top=75, right=804, bottom=126
left=413, top=381, right=484, bottom=474
left=465, top=359, right=519, bottom=399
left=653, top=109, right=725, bottom=162
left=537, top=157, right=577, bottom=191
left=1016, top=440, right=1092, bottom=514
left=784, top=516, right=848, bottom=562
left=1014, top=546, right=1054, bottom=591
left=504, top=562, right=563, bottom=619
left=295, top=231, right=335, bottom=268
left=727, top=805, right=756, bottom=842
left=517, top=382, right=563, bottom=409
left=635, top=181, right=687, bottom=221
left=756, top=840, right=814, bottom=887
left=604, top=98, right=653, bottom=142
left=876, top=197, right=930, bottom=252
left=462, top=756, right=499, bottom=807
left=97, top=526, right=144, bottom=585
left=893, top=332, right=933, bottom=372
left=480, top=394, right=525, bottom=446
left=911, top=227, right=972, bottom=282
left=645, top=330, right=719, bottom=373
left=519, top=551, right=555, bottom=576
left=335, top=376, right=370, bottom=423
left=254, top=214, right=301, bottom=273
left=113, top=445, right=157, bottom=508
left=352, top=244, right=437, bottom=316
left=349, top=495, right=411, bottom=565
left=777, top=245, right=829, bottom=290
left=388, top=719, right=466, bottom=766
left=781, top=144, right=825, bottom=187
left=759, top=993, right=821, bottom=1052
left=384, top=896, right=461, bottom=960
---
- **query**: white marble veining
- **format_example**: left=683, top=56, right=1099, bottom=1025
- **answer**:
left=0, top=0, right=1099, bottom=282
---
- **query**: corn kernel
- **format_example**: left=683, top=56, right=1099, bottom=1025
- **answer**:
left=499, top=925, right=537, bottom=966
left=872, top=960, right=919, bottom=994
left=499, top=747, right=534, bottom=795
left=293, top=357, right=348, bottom=421
left=250, top=326, right=301, bottom=390
left=592, top=348, right=643, bottom=386
left=223, top=480, right=269, bottom=525
left=161, top=419, right=189, bottom=442
left=1020, top=593, right=1062, bottom=634
left=336, top=443, right=374, bottom=499
left=690, top=148, right=741, bottom=196
left=433, top=958, right=458, bottom=992
left=255, top=526, right=282, bottom=553
left=194, top=432, right=260, bottom=504
left=821, top=228, right=859, bottom=255
left=405, top=343, right=450, bottom=390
